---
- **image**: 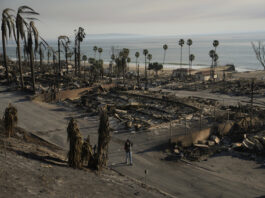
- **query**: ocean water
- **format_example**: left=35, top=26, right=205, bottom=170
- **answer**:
left=2, top=32, right=265, bottom=72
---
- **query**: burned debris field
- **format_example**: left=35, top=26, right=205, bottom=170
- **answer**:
left=1, top=3, right=265, bottom=197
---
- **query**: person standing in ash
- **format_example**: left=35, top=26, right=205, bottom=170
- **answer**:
left=124, top=139, right=133, bottom=165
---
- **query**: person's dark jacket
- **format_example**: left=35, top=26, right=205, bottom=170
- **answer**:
left=124, top=140, right=133, bottom=152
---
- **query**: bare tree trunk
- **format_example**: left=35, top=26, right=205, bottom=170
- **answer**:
left=65, top=47, right=68, bottom=74
left=145, top=55, right=147, bottom=90
left=123, top=58, right=126, bottom=86
left=39, top=49, right=43, bottom=68
left=29, top=43, right=35, bottom=93
left=211, top=58, right=214, bottom=80
left=78, top=40, right=81, bottom=77
left=95, top=108, right=110, bottom=170
left=2, top=31, right=9, bottom=84
left=163, top=50, right=166, bottom=64
left=47, top=54, right=50, bottom=65
left=16, top=31, right=24, bottom=88
left=188, top=46, right=191, bottom=75
left=53, top=54, right=56, bottom=73
left=58, top=40, right=61, bottom=90
left=74, top=40, right=77, bottom=76
left=180, top=46, right=183, bottom=68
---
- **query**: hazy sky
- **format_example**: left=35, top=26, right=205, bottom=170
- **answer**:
left=1, top=0, right=265, bottom=39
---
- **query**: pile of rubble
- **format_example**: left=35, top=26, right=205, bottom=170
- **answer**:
left=171, top=114, right=265, bottom=161
left=212, top=80, right=265, bottom=97
left=78, top=87, right=200, bottom=131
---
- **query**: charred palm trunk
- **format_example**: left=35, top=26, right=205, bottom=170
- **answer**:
left=2, top=30, right=9, bottom=84
left=180, top=46, right=183, bottom=68
left=211, top=57, right=214, bottom=80
left=58, top=39, right=61, bottom=90
left=163, top=50, right=166, bottom=65
left=122, top=58, right=126, bottom=86
left=52, top=53, right=56, bottom=92
left=83, top=60, right=86, bottom=81
left=78, top=40, right=81, bottom=77
left=29, top=37, right=35, bottom=93
left=39, top=48, right=43, bottom=68
left=53, top=54, right=56, bottom=73
left=23, top=46, right=27, bottom=67
left=65, top=47, right=68, bottom=74
left=74, top=39, right=77, bottom=76
left=67, top=118, right=83, bottom=169
left=47, top=54, right=50, bottom=65
left=16, top=30, right=24, bottom=88
left=136, top=58, right=139, bottom=87
left=144, top=55, right=147, bottom=90
left=95, top=108, right=110, bottom=170
left=137, top=63, right=140, bottom=88
left=3, top=104, right=18, bottom=138
left=188, top=46, right=191, bottom=75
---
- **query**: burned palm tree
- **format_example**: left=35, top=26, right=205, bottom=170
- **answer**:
left=163, top=44, right=168, bottom=64
left=74, top=37, right=77, bottom=76
left=209, top=50, right=216, bottom=80
left=1, top=8, right=16, bottom=84
left=213, top=40, right=219, bottom=52
left=126, top=57, right=131, bottom=71
left=93, top=46, right=98, bottom=58
left=52, top=49, right=57, bottom=73
left=147, top=54, right=152, bottom=65
left=178, top=39, right=185, bottom=68
left=47, top=46, right=52, bottom=65
left=58, top=35, right=69, bottom=74
left=67, top=118, right=83, bottom=169
left=110, top=53, right=115, bottom=76
left=135, top=51, right=140, bottom=87
left=26, top=21, right=39, bottom=93
left=147, top=54, right=152, bottom=76
left=120, top=48, right=129, bottom=86
left=38, top=41, right=46, bottom=68
left=98, top=47, right=103, bottom=60
left=57, top=35, right=69, bottom=89
left=82, top=55, right=87, bottom=80
left=189, top=54, right=195, bottom=75
left=81, top=135, right=94, bottom=167
left=214, top=53, right=219, bottom=68
left=95, top=107, right=111, bottom=170
left=143, top=49, right=149, bottom=89
left=213, top=40, right=219, bottom=67
left=187, top=39, right=192, bottom=71
left=3, top=104, right=18, bottom=138
left=16, top=6, right=39, bottom=89
left=75, top=27, right=85, bottom=76
left=62, top=39, right=70, bottom=74
left=67, top=51, right=74, bottom=64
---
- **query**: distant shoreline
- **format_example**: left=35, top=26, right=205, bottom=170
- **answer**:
left=7, top=57, right=261, bottom=72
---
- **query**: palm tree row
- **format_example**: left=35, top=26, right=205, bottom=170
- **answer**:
left=2, top=6, right=221, bottom=91
left=1, top=6, right=61, bottom=93
left=162, top=39, right=193, bottom=71
left=209, top=40, right=220, bottom=80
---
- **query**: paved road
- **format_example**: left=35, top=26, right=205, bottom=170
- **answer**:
left=0, top=86, right=264, bottom=198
